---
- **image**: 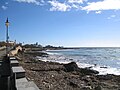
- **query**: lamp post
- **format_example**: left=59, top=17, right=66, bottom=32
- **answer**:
left=5, top=18, right=9, bottom=55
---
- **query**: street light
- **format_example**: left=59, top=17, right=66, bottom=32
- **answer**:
left=5, top=18, right=9, bottom=55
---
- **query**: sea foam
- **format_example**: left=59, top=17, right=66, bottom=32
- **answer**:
left=43, top=48, right=120, bottom=75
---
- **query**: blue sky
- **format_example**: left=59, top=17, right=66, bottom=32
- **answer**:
left=1, top=0, right=120, bottom=47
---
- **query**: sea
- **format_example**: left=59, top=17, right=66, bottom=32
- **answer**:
left=44, top=48, right=120, bottom=75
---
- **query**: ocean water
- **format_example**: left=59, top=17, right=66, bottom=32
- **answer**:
left=45, top=48, right=120, bottom=75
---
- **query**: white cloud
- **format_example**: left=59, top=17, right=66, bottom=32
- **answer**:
left=82, top=0, right=120, bottom=12
left=95, top=11, right=102, bottom=14
left=14, top=0, right=40, bottom=5
left=107, top=15, right=116, bottom=19
left=1, top=5, right=8, bottom=10
left=13, top=0, right=120, bottom=13
left=48, top=0, right=120, bottom=12
left=71, top=4, right=81, bottom=9
left=68, top=0, right=84, bottom=4
left=48, top=0, right=71, bottom=11
left=111, top=15, right=116, bottom=18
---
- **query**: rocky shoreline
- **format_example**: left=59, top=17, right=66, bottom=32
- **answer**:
left=16, top=51, right=120, bottom=90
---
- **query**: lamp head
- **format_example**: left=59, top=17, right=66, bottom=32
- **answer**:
left=5, top=18, right=9, bottom=26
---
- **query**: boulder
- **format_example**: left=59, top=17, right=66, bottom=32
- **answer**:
left=63, top=62, right=79, bottom=72
left=94, top=85, right=102, bottom=90
left=80, top=68, right=99, bottom=75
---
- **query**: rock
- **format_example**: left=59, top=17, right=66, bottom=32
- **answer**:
left=94, top=85, right=102, bottom=90
left=97, top=74, right=115, bottom=80
left=17, top=51, right=120, bottom=90
left=69, top=81, right=79, bottom=88
left=25, top=51, right=48, bottom=57
left=63, top=62, right=79, bottom=72
left=100, top=66, right=107, bottom=68
left=81, top=86, right=92, bottom=90
left=67, top=78, right=81, bottom=88
left=80, top=68, right=99, bottom=75
left=81, top=76, right=92, bottom=83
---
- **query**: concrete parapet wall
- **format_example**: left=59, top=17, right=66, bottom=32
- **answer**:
left=9, top=46, right=22, bottom=56
left=0, top=46, right=6, bottom=50
left=9, top=56, right=40, bottom=90
left=16, top=46, right=22, bottom=51
left=10, top=50, right=18, bottom=56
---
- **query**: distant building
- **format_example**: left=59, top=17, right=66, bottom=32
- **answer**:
left=9, top=41, right=16, bottom=46
left=0, top=41, right=16, bottom=47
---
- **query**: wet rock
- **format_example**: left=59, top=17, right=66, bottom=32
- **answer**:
left=80, top=68, right=99, bottom=75
left=64, top=62, right=79, bottom=72
left=100, top=66, right=107, bottom=68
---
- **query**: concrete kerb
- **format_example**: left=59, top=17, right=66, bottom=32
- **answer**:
left=12, top=66, right=25, bottom=79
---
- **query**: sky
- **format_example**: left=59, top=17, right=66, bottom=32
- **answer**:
left=1, top=0, right=120, bottom=47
